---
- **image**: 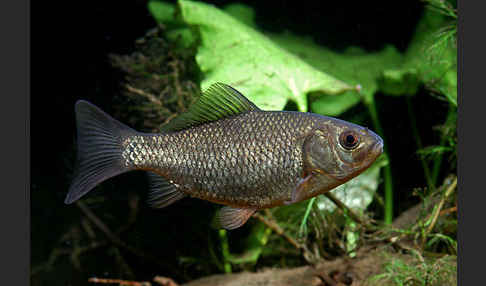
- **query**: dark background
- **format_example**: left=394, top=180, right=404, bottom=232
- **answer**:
left=31, top=0, right=452, bottom=284
left=31, top=0, right=430, bottom=206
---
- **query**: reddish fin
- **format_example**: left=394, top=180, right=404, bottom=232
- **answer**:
left=217, top=206, right=256, bottom=230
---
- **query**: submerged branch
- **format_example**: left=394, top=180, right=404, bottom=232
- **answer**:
left=253, top=213, right=301, bottom=250
left=88, top=277, right=151, bottom=286
left=76, top=201, right=177, bottom=272
left=323, top=192, right=367, bottom=227
left=421, top=176, right=457, bottom=248
left=153, top=276, right=180, bottom=286
left=124, top=84, right=163, bottom=106
left=253, top=212, right=317, bottom=263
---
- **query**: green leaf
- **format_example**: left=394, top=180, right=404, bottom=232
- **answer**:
left=268, top=33, right=404, bottom=115
left=148, top=1, right=197, bottom=49
left=223, top=3, right=257, bottom=29
left=378, top=68, right=421, bottom=96
left=174, top=0, right=354, bottom=112
left=148, top=1, right=177, bottom=24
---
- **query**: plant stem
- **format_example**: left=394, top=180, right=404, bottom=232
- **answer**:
left=406, top=96, right=435, bottom=190
left=218, top=229, right=232, bottom=273
left=366, top=97, right=393, bottom=224
left=431, top=104, right=455, bottom=186
left=299, top=197, right=316, bottom=237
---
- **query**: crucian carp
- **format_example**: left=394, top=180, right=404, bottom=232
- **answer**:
left=65, top=83, right=383, bottom=229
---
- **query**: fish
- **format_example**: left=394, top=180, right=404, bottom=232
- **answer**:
left=65, top=83, right=383, bottom=230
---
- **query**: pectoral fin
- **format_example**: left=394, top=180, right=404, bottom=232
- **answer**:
left=285, top=171, right=339, bottom=205
left=285, top=174, right=313, bottom=205
left=216, top=206, right=256, bottom=230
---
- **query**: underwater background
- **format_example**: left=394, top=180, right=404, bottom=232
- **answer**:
left=31, top=0, right=457, bottom=285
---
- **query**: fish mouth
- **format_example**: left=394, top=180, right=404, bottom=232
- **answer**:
left=368, top=129, right=384, bottom=157
left=363, top=137, right=384, bottom=168
left=373, top=139, right=384, bottom=155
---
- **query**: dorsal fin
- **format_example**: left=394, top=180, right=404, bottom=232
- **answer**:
left=161, top=83, right=260, bottom=132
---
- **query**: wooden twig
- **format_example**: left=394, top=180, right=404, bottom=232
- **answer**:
left=88, top=277, right=151, bottom=286
left=70, top=241, right=108, bottom=270
left=168, top=60, right=185, bottom=111
left=31, top=225, right=80, bottom=275
left=324, top=192, right=366, bottom=226
left=427, top=177, right=457, bottom=232
left=153, top=276, right=179, bottom=286
left=76, top=201, right=127, bottom=247
left=253, top=213, right=301, bottom=250
left=253, top=212, right=317, bottom=263
left=421, top=176, right=457, bottom=248
left=163, top=113, right=178, bottom=125
left=439, top=206, right=457, bottom=216
left=315, top=272, right=338, bottom=286
left=110, top=246, right=136, bottom=280
left=31, top=248, right=71, bottom=275
left=125, top=84, right=162, bottom=106
left=75, top=201, right=178, bottom=272
left=81, top=218, right=97, bottom=239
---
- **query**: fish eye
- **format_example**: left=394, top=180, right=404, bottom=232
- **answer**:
left=339, top=130, right=360, bottom=150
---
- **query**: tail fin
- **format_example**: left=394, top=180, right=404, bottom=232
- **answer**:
left=65, top=100, right=137, bottom=204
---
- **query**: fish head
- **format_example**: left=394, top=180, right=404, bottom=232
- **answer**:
left=303, top=117, right=383, bottom=190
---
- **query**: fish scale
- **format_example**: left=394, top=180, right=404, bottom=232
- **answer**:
left=122, top=111, right=310, bottom=207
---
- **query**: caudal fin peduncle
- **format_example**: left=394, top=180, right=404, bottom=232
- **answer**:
left=65, top=100, right=137, bottom=204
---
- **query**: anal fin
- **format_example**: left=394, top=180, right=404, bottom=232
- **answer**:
left=147, top=172, right=186, bottom=208
left=217, top=206, right=256, bottom=230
